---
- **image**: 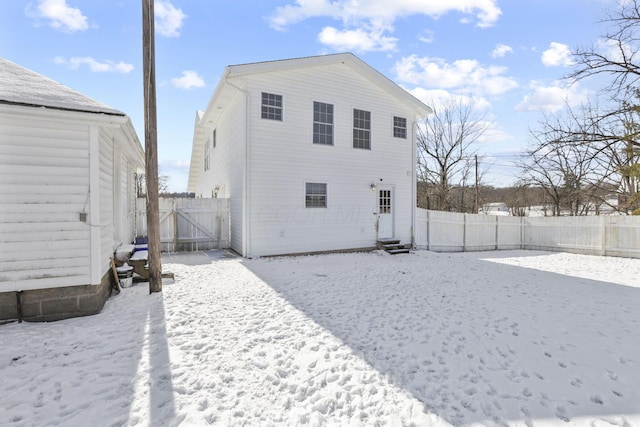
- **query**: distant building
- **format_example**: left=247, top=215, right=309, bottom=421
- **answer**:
left=479, top=202, right=511, bottom=216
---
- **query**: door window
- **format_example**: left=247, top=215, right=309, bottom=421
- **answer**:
left=379, top=189, right=391, bottom=214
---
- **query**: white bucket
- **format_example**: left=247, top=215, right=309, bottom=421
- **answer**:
left=120, top=277, right=133, bottom=288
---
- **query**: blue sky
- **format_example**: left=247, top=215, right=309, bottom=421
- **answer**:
left=0, top=0, right=619, bottom=192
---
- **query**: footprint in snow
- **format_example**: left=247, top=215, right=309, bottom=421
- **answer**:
left=555, top=411, right=570, bottom=422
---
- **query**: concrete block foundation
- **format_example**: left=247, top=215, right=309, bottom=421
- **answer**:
left=0, top=271, right=113, bottom=323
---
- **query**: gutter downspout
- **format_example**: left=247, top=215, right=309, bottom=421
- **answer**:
left=225, top=78, right=251, bottom=257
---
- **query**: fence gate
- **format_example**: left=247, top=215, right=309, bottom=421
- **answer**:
left=136, top=198, right=230, bottom=252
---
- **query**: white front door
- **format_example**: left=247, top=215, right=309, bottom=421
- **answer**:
left=377, top=187, right=393, bottom=239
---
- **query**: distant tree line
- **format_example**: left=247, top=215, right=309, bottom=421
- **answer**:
left=417, top=182, right=620, bottom=216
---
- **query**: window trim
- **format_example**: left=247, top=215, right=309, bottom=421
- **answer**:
left=305, top=182, right=328, bottom=208
left=261, top=92, right=283, bottom=121
left=312, top=101, right=334, bottom=146
left=353, top=108, right=371, bottom=150
left=393, top=116, right=407, bottom=139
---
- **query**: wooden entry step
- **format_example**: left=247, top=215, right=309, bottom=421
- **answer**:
left=377, top=239, right=410, bottom=254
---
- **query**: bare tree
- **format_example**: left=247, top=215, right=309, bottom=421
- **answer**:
left=417, top=97, right=489, bottom=212
left=571, top=0, right=640, bottom=105
left=135, top=170, right=171, bottom=197
left=523, top=105, right=621, bottom=215
left=565, top=0, right=640, bottom=212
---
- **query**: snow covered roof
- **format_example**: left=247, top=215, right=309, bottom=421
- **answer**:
left=0, top=57, right=124, bottom=116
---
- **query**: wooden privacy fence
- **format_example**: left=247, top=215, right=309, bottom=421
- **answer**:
left=136, top=198, right=230, bottom=252
left=416, top=208, right=640, bottom=259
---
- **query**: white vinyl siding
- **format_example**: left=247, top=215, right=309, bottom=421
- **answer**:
left=204, top=140, right=210, bottom=171
left=0, top=105, right=143, bottom=292
left=98, top=128, right=115, bottom=280
left=195, top=91, right=245, bottom=254
left=0, top=111, right=92, bottom=291
left=111, top=128, right=139, bottom=251
left=243, top=62, right=416, bottom=256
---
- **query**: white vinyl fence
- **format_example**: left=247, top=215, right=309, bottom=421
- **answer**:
left=416, top=208, right=640, bottom=258
left=136, top=198, right=230, bottom=252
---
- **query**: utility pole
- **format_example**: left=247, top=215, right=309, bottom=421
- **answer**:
left=142, top=0, right=162, bottom=293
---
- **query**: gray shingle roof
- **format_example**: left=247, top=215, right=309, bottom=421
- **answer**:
left=0, top=57, right=124, bottom=116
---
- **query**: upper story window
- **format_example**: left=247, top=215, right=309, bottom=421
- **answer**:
left=305, top=182, right=327, bottom=208
left=313, top=101, right=334, bottom=145
left=203, top=140, right=210, bottom=171
left=393, top=116, right=407, bottom=139
left=213, top=129, right=217, bottom=148
left=261, top=92, right=283, bottom=121
left=353, top=109, right=371, bottom=149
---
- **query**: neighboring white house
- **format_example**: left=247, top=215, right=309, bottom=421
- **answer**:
left=0, top=58, right=144, bottom=322
left=479, top=202, right=511, bottom=216
left=187, top=53, right=430, bottom=257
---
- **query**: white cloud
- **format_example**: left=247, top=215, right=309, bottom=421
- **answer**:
left=597, top=38, right=633, bottom=64
left=29, top=0, right=88, bottom=32
left=171, top=71, right=206, bottom=89
left=54, top=56, right=133, bottom=73
left=155, top=0, right=187, bottom=37
left=492, top=43, right=513, bottom=58
left=394, top=55, right=518, bottom=96
left=418, top=29, right=435, bottom=44
left=515, top=81, right=589, bottom=113
left=408, top=88, right=492, bottom=112
left=270, top=0, right=502, bottom=30
left=318, top=25, right=397, bottom=52
left=541, top=42, right=574, bottom=67
left=477, top=123, right=512, bottom=144
left=269, top=0, right=501, bottom=52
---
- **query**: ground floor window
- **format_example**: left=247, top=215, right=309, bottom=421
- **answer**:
left=305, top=182, right=327, bottom=208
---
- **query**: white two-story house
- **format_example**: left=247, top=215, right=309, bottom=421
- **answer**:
left=187, top=53, right=430, bottom=257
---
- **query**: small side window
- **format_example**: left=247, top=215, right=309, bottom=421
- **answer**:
left=393, top=116, right=407, bottom=139
left=261, top=92, right=283, bottom=121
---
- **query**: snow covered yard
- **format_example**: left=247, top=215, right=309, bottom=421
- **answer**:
left=0, top=250, right=638, bottom=427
